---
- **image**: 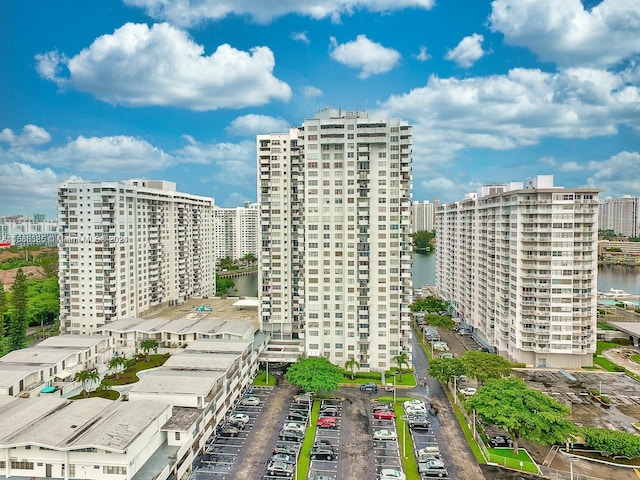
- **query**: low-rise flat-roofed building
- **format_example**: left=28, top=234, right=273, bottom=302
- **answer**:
left=0, top=335, right=115, bottom=397
left=0, top=396, right=172, bottom=480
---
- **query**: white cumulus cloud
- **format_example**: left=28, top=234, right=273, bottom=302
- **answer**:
left=0, top=163, right=63, bottom=215
left=445, top=33, right=485, bottom=68
left=124, top=0, right=435, bottom=26
left=302, top=85, right=323, bottom=98
left=0, top=125, right=51, bottom=147
left=490, top=0, right=640, bottom=68
left=226, top=114, right=291, bottom=136
left=587, top=151, right=640, bottom=197
left=330, top=35, right=401, bottom=79
left=416, top=46, right=431, bottom=62
left=291, top=32, right=310, bottom=44
left=35, top=22, right=292, bottom=111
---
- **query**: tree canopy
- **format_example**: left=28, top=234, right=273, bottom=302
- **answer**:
left=9, top=268, right=28, bottom=351
left=215, top=275, right=235, bottom=296
left=423, top=314, right=455, bottom=329
left=410, top=296, right=450, bottom=313
left=392, top=352, right=410, bottom=381
left=582, top=426, right=640, bottom=459
left=286, top=357, right=344, bottom=393
left=344, top=358, right=360, bottom=380
left=428, top=357, right=466, bottom=386
left=460, top=350, right=512, bottom=385
left=139, top=339, right=158, bottom=361
left=468, top=377, right=575, bottom=453
left=410, top=230, right=435, bottom=252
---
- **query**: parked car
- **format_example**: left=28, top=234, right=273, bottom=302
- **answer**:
left=405, top=404, right=428, bottom=415
left=217, top=425, right=239, bottom=437
left=489, top=435, right=513, bottom=448
left=403, top=400, right=425, bottom=409
left=273, top=444, right=299, bottom=456
left=310, top=445, right=336, bottom=460
left=266, top=460, right=294, bottom=477
left=317, top=416, right=338, bottom=429
left=271, top=453, right=295, bottom=464
left=378, top=467, right=407, bottom=480
left=293, top=392, right=314, bottom=403
left=240, top=396, right=260, bottom=406
left=360, top=382, right=378, bottom=392
left=310, top=476, right=334, bottom=480
left=406, top=414, right=429, bottom=430
left=373, top=409, right=396, bottom=420
left=417, top=452, right=441, bottom=463
left=313, top=438, right=334, bottom=449
left=373, top=429, right=397, bottom=441
left=418, top=459, right=448, bottom=477
left=416, top=446, right=440, bottom=457
left=459, top=387, right=477, bottom=396
left=283, top=422, right=306, bottom=434
left=287, top=411, right=307, bottom=422
left=228, top=413, right=250, bottom=427
left=319, top=406, right=340, bottom=417
left=372, top=402, right=392, bottom=412
left=279, top=429, right=304, bottom=442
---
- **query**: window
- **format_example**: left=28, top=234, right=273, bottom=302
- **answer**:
left=175, top=432, right=181, bottom=440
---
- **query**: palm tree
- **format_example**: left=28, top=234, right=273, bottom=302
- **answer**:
left=75, top=369, right=100, bottom=398
left=108, top=356, right=127, bottom=379
left=139, top=339, right=159, bottom=361
left=392, top=352, right=409, bottom=382
left=345, top=358, right=360, bottom=380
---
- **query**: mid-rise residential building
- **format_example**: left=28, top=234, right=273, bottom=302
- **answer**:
left=258, top=109, right=413, bottom=371
left=0, top=217, right=58, bottom=247
left=57, top=180, right=215, bottom=334
left=599, top=196, right=639, bottom=238
left=411, top=200, right=435, bottom=233
left=436, top=175, right=602, bottom=368
left=212, top=202, right=259, bottom=261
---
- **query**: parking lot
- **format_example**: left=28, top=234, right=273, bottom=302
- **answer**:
left=192, top=386, right=274, bottom=479
left=307, top=398, right=343, bottom=479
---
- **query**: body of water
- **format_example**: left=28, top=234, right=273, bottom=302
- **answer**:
left=233, top=253, right=640, bottom=297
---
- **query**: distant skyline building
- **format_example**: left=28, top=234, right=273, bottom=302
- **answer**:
left=436, top=175, right=602, bottom=368
left=57, top=180, right=215, bottom=334
left=599, top=196, right=639, bottom=238
left=0, top=218, right=58, bottom=247
left=212, top=202, right=259, bottom=261
left=411, top=200, right=435, bottom=233
left=258, top=109, right=413, bottom=371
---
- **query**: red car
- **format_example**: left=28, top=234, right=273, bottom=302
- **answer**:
left=373, top=409, right=396, bottom=420
left=316, top=416, right=338, bottom=429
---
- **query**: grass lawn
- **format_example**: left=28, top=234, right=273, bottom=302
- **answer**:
left=296, top=399, right=320, bottom=479
left=70, top=388, right=119, bottom=401
left=631, top=354, right=640, bottom=364
left=392, top=402, right=420, bottom=479
left=103, top=354, right=169, bottom=386
left=593, top=356, right=622, bottom=372
left=595, top=341, right=618, bottom=355
left=252, top=370, right=275, bottom=386
left=486, top=448, right=539, bottom=474
left=597, top=322, right=615, bottom=331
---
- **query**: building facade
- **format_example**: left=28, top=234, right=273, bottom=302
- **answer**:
left=0, top=217, right=58, bottom=247
left=436, top=175, right=601, bottom=368
left=411, top=200, right=435, bottom=233
left=258, top=109, right=413, bottom=371
left=212, top=203, right=259, bottom=261
left=599, top=196, right=639, bottom=238
left=57, top=180, right=215, bottom=334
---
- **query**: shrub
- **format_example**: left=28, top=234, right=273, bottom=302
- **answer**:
left=612, top=338, right=631, bottom=346
left=511, top=362, right=527, bottom=368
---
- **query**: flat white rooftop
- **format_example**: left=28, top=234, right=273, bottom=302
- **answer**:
left=101, top=316, right=255, bottom=338
left=128, top=369, right=224, bottom=397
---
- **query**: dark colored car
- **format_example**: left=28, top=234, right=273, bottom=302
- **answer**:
left=360, top=382, right=378, bottom=392
left=279, top=429, right=304, bottom=442
left=406, top=414, right=429, bottom=429
left=489, top=435, right=513, bottom=448
left=273, top=444, right=299, bottom=456
left=313, top=439, right=334, bottom=449
left=319, top=406, right=340, bottom=417
left=287, top=411, right=308, bottom=422
left=217, top=425, right=240, bottom=437
left=310, top=445, right=336, bottom=460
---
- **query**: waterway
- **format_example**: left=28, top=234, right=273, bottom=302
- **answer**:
left=232, top=252, right=639, bottom=297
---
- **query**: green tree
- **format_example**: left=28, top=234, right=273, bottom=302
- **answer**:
left=139, top=339, right=159, bottom=361
left=468, top=377, right=575, bottom=453
left=9, top=268, right=28, bottom=351
left=410, top=230, right=435, bottom=251
left=75, top=369, right=100, bottom=398
left=286, top=357, right=344, bottom=394
left=582, top=427, right=640, bottom=458
left=215, top=276, right=235, bottom=296
left=410, top=296, right=450, bottom=313
left=428, top=357, right=466, bottom=386
left=108, top=356, right=127, bottom=379
left=242, top=253, right=257, bottom=266
left=0, top=283, right=8, bottom=356
left=392, top=352, right=410, bottom=381
left=344, top=357, right=360, bottom=380
left=218, top=256, right=236, bottom=270
left=460, top=350, right=512, bottom=385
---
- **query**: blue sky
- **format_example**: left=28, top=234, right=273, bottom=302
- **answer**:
left=1, top=0, right=639, bottom=218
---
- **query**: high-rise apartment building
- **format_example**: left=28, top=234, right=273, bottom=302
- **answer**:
left=258, top=109, right=413, bottom=371
left=212, top=203, right=259, bottom=261
left=599, top=196, right=639, bottom=238
left=411, top=200, right=435, bottom=233
left=436, top=175, right=601, bottom=368
left=58, top=180, right=215, bottom=334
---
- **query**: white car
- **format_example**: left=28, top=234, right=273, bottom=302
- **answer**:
left=228, top=413, right=249, bottom=426
left=403, top=399, right=425, bottom=409
left=379, top=467, right=406, bottom=480
left=459, top=387, right=477, bottom=396
left=283, top=422, right=306, bottom=433
left=240, top=396, right=260, bottom=406
left=405, top=404, right=427, bottom=415
left=373, top=429, right=397, bottom=441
